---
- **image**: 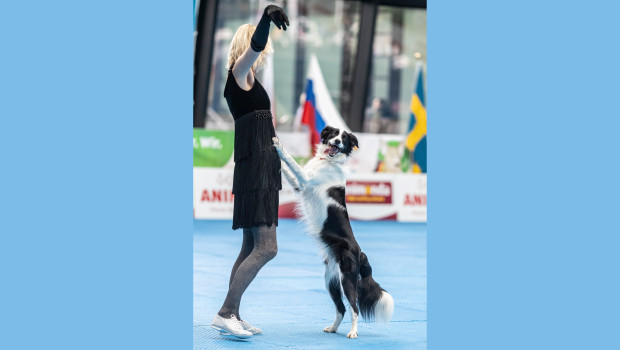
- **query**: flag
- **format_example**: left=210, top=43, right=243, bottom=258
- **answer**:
left=301, top=54, right=350, bottom=154
left=404, top=61, right=427, bottom=173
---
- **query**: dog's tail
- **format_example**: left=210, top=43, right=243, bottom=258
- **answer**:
left=357, top=252, right=394, bottom=322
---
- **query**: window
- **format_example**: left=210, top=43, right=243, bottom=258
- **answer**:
left=202, top=0, right=361, bottom=131
left=364, top=6, right=426, bottom=135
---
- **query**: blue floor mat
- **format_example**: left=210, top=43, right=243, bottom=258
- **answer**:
left=194, top=219, right=426, bottom=349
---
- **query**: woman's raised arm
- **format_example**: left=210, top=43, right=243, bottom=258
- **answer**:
left=232, top=5, right=289, bottom=90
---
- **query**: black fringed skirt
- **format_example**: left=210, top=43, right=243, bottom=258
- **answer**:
left=232, top=110, right=282, bottom=230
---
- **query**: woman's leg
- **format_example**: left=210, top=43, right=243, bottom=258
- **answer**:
left=218, top=224, right=277, bottom=318
left=228, top=228, right=254, bottom=288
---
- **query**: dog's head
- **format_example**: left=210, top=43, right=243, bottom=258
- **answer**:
left=317, top=126, right=359, bottom=162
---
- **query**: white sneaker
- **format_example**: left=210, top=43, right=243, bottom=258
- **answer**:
left=211, top=314, right=252, bottom=339
left=239, top=319, right=262, bottom=335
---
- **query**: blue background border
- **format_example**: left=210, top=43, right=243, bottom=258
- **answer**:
left=1, top=1, right=192, bottom=349
left=429, top=1, right=620, bottom=349
left=2, top=1, right=619, bottom=349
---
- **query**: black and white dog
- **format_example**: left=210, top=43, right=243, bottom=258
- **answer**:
left=272, top=126, right=394, bottom=339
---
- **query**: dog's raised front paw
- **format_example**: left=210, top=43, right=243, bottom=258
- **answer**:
left=323, top=326, right=337, bottom=333
left=346, top=330, right=358, bottom=339
left=272, top=137, right=281, bottom=149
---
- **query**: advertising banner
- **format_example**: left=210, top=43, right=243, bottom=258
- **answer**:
left=193, top=129, right=427, bottom=222
left=193, top=129, right=234, bottom=168
left=193, top=167, right=235, bottom=219
left=345, top=173, right=398, bottom=221
left=394, top=174, right=427, bottom=222
left=345, top=173, right=426, bottom=222
left=194, top=167, right=426, bottom=222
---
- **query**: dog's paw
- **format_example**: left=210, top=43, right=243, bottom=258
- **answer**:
left=346, top=330, right=358, bottom=339
left=272, top=137, right=281, bottom=149
left=323, top=326, right=337, bottom=333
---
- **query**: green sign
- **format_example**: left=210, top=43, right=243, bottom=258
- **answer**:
left=193, top=129, right=234, bottom=167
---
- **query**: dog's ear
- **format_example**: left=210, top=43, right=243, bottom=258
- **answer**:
left=349, top=133, right=359, bottom=150
left=320, top=126, right=335, bottom=142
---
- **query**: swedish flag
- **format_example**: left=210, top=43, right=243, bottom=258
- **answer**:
left=405, top=63, right=427, bottom=173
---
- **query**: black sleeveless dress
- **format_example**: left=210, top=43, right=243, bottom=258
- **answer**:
left=224, top=68, right=282, bottom=230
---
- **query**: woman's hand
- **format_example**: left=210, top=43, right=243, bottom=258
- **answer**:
left=264, top=5, right=289, bottom=31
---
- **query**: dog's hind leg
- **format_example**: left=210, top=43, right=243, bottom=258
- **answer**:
left=340, top=263, right=360, bottom=338
left=323, top=260, right=345, bottom=333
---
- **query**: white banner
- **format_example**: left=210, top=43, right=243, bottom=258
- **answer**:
left=344, top=172, right=426, bottom=222
left=394, top=173, right=427, bottom=222
left=194, top=167, right=426, bottom=222
left=345, top=172, right=398, bottom=221
left=193, top=167, right=235, bottom=219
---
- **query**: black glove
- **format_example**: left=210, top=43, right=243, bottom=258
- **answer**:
left=251, top=5, right=290, bottom=52
left=264, top=5, right=289, bottom=30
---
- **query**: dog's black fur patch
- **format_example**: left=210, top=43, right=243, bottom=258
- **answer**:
left=327, top=186, right=347, bottom=208
left=279, top=125, right=390, bottom=327
left=357, top=252, right=386, bottom=320
left=320, top=126, right=339, bottom=144
left=327, top=277, right=347, bottom=316
left=319, top=184, right=387, bottom=322
left=340, top=131, right=359, bottom=156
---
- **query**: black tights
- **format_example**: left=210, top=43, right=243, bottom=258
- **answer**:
left=218, top=224, right=277, bottom=319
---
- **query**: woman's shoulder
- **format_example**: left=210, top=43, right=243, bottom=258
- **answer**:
left=224, top=66, right=241, bottom=98
left=228, top=67, right=260, bottom=92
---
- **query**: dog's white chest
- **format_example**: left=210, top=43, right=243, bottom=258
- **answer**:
left=297, top=160, right=346, bottom=236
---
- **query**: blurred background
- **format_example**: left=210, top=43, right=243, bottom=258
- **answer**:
left=194, top=0, right=427, bottom=223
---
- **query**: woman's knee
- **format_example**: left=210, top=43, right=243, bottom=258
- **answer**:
left=252, top=224, right=277, bottom=261
left=253, top=242, right=277, bottom=262
left=262, top=244, right=277, bottom=262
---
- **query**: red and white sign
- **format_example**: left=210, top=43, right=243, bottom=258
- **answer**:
left=344, top=173, right=397, bottom=221
left=345, top=181, right=393, bottom=204
left=193, top=168, right=426, bottom=222
left=394, top=174, right=427, bottom=222
left=193, top=167, right=235, bottom=219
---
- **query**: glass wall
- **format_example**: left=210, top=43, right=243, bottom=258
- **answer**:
left=364, top=6, right=426, bottom=135
left=204, top=0, right=361, bottom=131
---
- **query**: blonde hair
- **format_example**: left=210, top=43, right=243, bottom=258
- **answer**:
left=227, top=24, right=273, bottom=72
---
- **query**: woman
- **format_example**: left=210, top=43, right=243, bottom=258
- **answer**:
left=210, top=5, right=290, bottom=339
